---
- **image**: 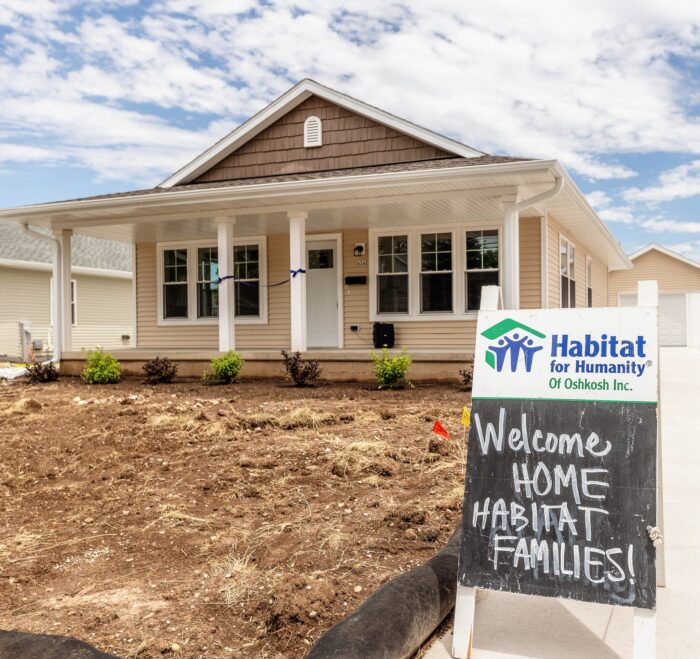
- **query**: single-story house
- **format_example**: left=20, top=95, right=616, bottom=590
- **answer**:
left=0, top=221, right=133, bottom=361
left=0, top=79, right=631, bottom=378
left=609, top=243, right=700, bottom=347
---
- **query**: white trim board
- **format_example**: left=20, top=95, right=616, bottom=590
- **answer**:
left=159, top=78, right=485, bottom=188
left=0, top=257, right=132, bottom=279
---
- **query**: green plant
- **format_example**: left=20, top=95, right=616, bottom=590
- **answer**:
left=459, top=365, right=473, bottom=391
left=26, top=360, right=59, bottom=384
left=203, top=350, right=244, bottom=384
left=82, top=350, right=121, bottom=384
left=281, top=350, right=321, bottom=386
left=142, top=356, right=178, bottom=384
left=371, top=347, right=411, bottom=389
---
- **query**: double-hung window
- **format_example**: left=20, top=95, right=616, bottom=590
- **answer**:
left=159, top=239, right=266, bottom=323
left=465, top=230, right=499, bottom=311
left=234, top=244, right=260, bottom=317
left=163, top=248, right=189, bottom=319
left=586, top=256, right=593, bottom=308
left=377, top=235, right=409, bottom=314
left=197, top=247, right=219, bottom=318
left=420, top=232, right=453, bottom=313
left=560, top=236, right=576, bottom=308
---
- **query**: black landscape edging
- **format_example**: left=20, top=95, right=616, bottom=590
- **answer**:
left=306, top=525, right=461, bottom=659
left=0, top=630, right=119, bottom=658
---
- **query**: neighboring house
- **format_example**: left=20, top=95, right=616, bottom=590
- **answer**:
left=0, top=222, right=133, bottom=360
left=0, top=79, right=630, bottom=378
left=609, top=243, right=700, bottom=347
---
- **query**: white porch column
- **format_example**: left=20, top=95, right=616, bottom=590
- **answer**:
left=54, top=228, right=73, bottom=352
left=502, top=197, right=520, bottom=310
left=217, top=218, right=236, bottom=352
left=288, top=211, right=307, bottom=352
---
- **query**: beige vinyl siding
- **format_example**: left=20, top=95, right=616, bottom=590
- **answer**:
left=342, top=229, right=372, bottom=349
left=0, top=267, right=51, bottom=357
left=0, top=265, right=132, bottom=358
left=608, top=250, right=700, bottom=305
left=546, top=214, right=609, bottom=308
left=71, top=274, right=134, bottom=351
left=135, top=236, right=291, bottom=350
left=519, top=217, right=541, bottom=309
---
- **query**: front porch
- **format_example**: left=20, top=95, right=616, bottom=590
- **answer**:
left=60, top=348, right=470, bottom=381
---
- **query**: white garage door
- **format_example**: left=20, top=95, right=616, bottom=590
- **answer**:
left=619, top=293, right=687, bottom=346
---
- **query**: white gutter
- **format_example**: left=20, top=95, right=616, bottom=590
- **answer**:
left=503, top=177, right=564, bottom=309
left=19, top=223, right=62, bottom=362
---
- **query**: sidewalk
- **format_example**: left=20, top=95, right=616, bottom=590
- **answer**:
left=425, top=348, right=700, bottom=659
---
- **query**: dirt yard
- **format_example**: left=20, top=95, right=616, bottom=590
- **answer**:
left=0, top=376, right=469, bottom=658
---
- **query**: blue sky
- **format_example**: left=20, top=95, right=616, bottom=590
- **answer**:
left=1, top=0, right=699, bottom=260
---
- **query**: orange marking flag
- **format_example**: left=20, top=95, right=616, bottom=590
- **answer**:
left=432, top=420, right=450, bottom=439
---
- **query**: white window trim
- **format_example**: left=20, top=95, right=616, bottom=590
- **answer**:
left=156, top=237, right=268, bottom=326
left=369, top=222, right=502, bottom=322
left=586, top=255, right=593, bottom=307
left=560, top=234, right=576, bottom=308
left=50, top=278, right=77, bottom=326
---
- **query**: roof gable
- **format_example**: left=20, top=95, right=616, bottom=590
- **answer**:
left=160, top=79, right=484, bottom=188
left=191, top=94, right=457, bottom=183
left=630, top=243, right=700, bottom=270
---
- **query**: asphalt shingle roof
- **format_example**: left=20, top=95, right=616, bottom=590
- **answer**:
left=0, top=221, right=132, bottom=272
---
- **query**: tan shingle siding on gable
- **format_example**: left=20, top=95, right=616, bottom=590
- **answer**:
left=192, top=95, right=454, bottom=183
left=608, top=249, right=700, bottom=304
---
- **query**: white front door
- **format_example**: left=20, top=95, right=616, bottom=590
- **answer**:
left=306, top=239, right=339, bottom=348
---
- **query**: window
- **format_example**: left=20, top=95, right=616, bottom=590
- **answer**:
left=234, top=244, right=260, bottom=317
left=197, top=247, right=219, bottom=318
left=49, top=279, right=77, bottom=326
left=420, top=232, right=453, bottom=313
left=163, top=248, right=188, bottom=318
left=560, top=236, right=576, bottom=308
left=465, top=229, right=499, bottom=311
left=304, top=116, right=322, bottom=147
left=586, top=256, right=593, bottom=308
left=158, top=238, right=266, bottom=324
left=377, top=234, right=409, bottom=314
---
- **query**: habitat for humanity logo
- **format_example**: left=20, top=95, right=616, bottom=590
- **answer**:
left=482, top=319, right=546, bottom=373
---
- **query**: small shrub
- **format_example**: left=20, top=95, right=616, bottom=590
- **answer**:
left=142, top=356, right=178, bottom=384
left=281, top=350, right=321, bottom=386
left=82, top=350, right=121, bottom=384
left=203, top=350, right=244, bottom=384
left=26, top=361, right=59, bottom=384
left=459, top=365, right=473, bottom=391
left=371, top=347, right=411, bottom=389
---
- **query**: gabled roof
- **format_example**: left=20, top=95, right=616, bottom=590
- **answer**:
left=0, top=221, right=132, bottom=273
left=629, top=243, right=700, bottom=270
left=159, top=79, right=485, bottom=188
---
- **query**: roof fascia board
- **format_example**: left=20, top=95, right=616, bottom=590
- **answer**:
left=159, top=79, right=484, bottom=188
left=0, top=257, right=132, bottom=278
left=550, top=162, right=631, bottom=271
left=630, top=243, right=700, bottom=269
left=0, top=160, right=554, bottom=222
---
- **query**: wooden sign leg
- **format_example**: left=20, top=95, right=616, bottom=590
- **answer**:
left=633, top=608, right=656, bottom=659
left=451, top=584, right=476, bottom=658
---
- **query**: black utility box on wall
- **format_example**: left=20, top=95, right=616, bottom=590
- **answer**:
left=372, top=322, right=395, bottom=349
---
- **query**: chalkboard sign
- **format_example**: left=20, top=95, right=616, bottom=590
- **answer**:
left=459, top=308, right=658, bottom=609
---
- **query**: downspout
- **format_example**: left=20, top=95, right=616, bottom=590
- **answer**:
left=19, top=223, right=62, bottom=363
left=503, top=176, right=564, bottom=309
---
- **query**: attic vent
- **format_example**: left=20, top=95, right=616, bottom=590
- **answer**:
left=304, top=115, right=322, bottom=147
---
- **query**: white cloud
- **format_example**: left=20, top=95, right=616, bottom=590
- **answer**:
left=641, top=218, right=700, bottom=233
left=598, top=206, right=637, bottom=224
left=585, top=190, right=613, bottom=209
left=1, top=0, right=700, bottom=187
left=623, top=160, right=700, bottom=203
left=665, top=240, right=700, bottom=264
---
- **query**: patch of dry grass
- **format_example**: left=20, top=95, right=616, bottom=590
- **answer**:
left=328, top=439, right=396, bottom=478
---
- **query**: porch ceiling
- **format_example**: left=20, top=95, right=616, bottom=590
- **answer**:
left=0, top=160, right=630, bottom=268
